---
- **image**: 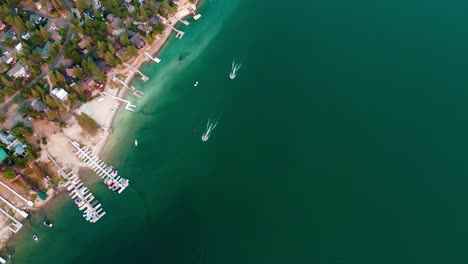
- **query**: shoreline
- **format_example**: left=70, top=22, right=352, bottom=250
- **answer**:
left=93, top=0, right=201, bottom=157
left=0, top=0, right=203, bottom=253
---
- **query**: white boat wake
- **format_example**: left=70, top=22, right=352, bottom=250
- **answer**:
left=230, top=60, right=242, bottom=79
left=201, top=118, right=219, bottom=142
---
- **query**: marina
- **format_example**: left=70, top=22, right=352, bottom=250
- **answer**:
left=47, top=152, right=106, bottom=223
left=67, top=138, right=130, bottom=194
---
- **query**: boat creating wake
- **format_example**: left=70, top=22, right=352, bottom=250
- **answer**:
left=201, top=118, right=219, bottom=142
left=230, top=60, right=242, bottom=79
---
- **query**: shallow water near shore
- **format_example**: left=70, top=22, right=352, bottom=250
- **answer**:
left=9, top=0, right=468, bottom=263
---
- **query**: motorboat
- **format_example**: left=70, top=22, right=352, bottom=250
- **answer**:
left=179, top=56, right=183, bottom=62
left=194, top=81, right=199, bottom=87
left=43, top=221, right=53, bottom=228
left=32, top=234, right=38, bottom=241
left=134, top=140, right=138, bottom=146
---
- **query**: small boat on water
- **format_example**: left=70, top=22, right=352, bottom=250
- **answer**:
left=32, top=234, right=38, bottom=241
left=179, top=56, right=183, bottom=62
left=194, top=81, right=199, bottom=87
left=134, top=140, right=138, bottom=146
left=43, top=221, right=53, bottom=228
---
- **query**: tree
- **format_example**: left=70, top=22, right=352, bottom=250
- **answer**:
left=48, top=43, right=59, bottom=58
left=0, top=75, right=13, bottom=88
left=55, top=71, right=66, bottom=84
left=3, top=37, right=16, bottom=47
left=14, top=16, right=27, bottom=32
left=146, top=33, right=155, bottom=45
left=104, top=51, right=119, bottom=67
left=0, top=6, right=10, bottom=21
left=120, top=32, right=131, bottom=46
left=86, top=58, right=105, bottom=81
left=76, top=0, right=87, bottom=13
left=75, top=68, right=84, bottom=80
left=18, top=104, right=33, bottom=116
left=64, top=44, right=82, bottom=62
left=29, top=31, right=44, bottom=46
left=39, top=26, right=50, bottom=42
left=138, top=5, right=147, bottom=20
left=97, top=41, right=107, bottom=55
left=2, top=167, right=16, bottom=179
left=108, top=43, right=116, bottom=54
left=127, top=45, right=138, bottom=56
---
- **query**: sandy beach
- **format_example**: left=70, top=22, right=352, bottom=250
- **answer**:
left=0, top=0, right=202, bottom=252
left=46, top=1, right=200, bottom=169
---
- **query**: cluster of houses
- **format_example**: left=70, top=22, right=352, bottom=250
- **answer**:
left=0, top=131, right=27, bottom=157
left=0, top=12, right=64, bottom=80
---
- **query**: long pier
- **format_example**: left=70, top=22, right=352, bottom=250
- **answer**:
left=47, top=152, right=105, bottom=223
left=176, top=17, right=190, bottom=26
left=172, top=27, right=185, bottom=39
left=124, top=63, right=149, bottom=81
left=67, top=139, right=130, bottom=194
left=0, top=195, right=28, bottom=218
left=144, top=51, right=161, bottom=63
left=66, top=172, right=106, bottom=223
left=0, top=207, right=23, bottom=233
left=0, top=180, right=33, bottom=207
left=102, top=92, right=136, bottom=111
left=112, top=77, right=143, bottom=98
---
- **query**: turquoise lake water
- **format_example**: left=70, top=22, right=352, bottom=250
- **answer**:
left=8, top=0, right=468, bottom=263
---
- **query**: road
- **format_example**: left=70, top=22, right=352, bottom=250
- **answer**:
left=1, top=0, right=73, bottom=111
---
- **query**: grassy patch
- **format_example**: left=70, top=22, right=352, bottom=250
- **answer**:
left=76, top=113, right=99, bottom=135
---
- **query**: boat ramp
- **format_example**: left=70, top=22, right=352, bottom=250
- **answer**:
left=67, top=139, right=130, bottom=194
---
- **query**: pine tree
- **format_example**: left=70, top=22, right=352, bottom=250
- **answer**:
left=104, top=51, right=119, bottom=67
left=55, top=71, right=66, bottom=84
left=108, top=43, right=115, bottom=54
left=76, top=0, right=87, bottom=13
left=14, top=16, right=27, bottom=32
left=120, top=32, right=131, bottom=46
left=97, top=41, right=107, bottom=55
left=139, top=5, right=147, bottom=20
left=127, top=45, right=138, bottom=56
left=146, top=34, right=154, bottom=45
left=39, top=26, right=50, bottom=42
left=0, top=75, right=13, bottom=88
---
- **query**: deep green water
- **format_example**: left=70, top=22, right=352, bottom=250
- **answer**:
left=8, top=0, right=468, bottom=263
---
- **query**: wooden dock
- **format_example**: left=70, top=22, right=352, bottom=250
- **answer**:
left=102, top=92, right=136, bottom=111
left=112, top=77, right=144, bottom=98
left=68, top=139, right=130, bottom=194
left=144, top=52, right=161, bottom=63
left=47, top=152, right=105, bottom=223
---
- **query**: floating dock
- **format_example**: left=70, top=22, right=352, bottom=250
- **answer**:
left=47, top=151, right=105, bottom=223
left=67, top=139, right=130, bottom=194
left=172, top=27, right=185, bottom=39
left=65, top=172, right=106, bottom=223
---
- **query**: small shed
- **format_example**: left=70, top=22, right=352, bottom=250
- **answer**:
left=51, top=88, right=68, bottom=101
left=0, top=148, right=8, bottom=164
